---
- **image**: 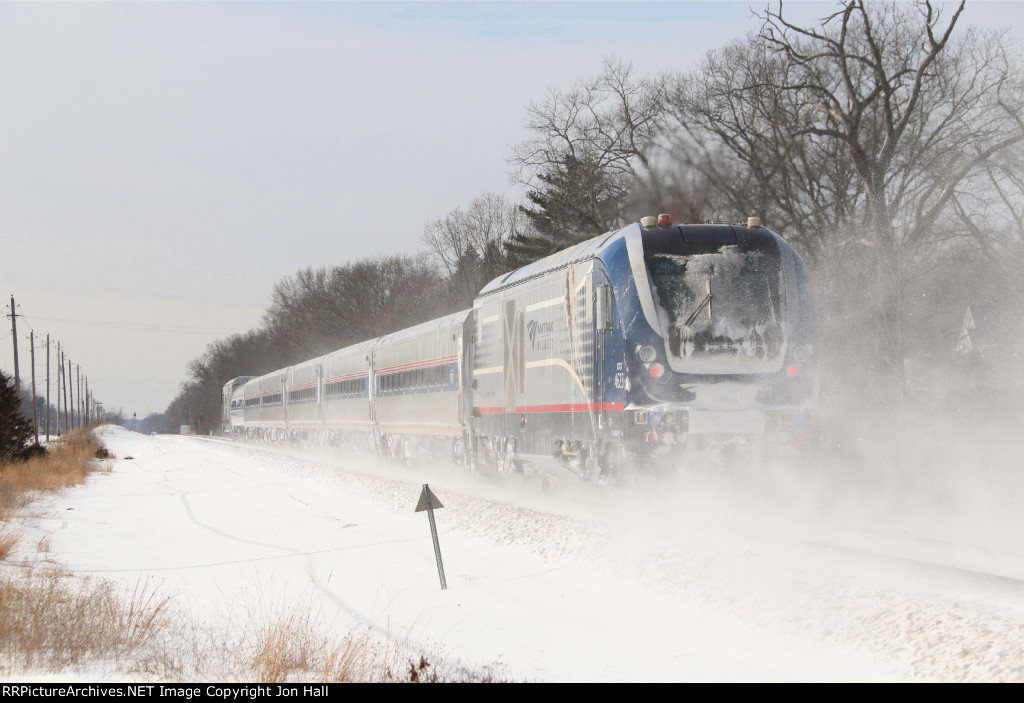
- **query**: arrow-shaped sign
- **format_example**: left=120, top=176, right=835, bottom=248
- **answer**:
left=415, top=483, right=447, bottom=590
left=415, top=484, right=444, bottom=512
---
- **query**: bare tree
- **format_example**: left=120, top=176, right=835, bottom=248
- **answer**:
left=166, top=254, right=457, bottom=435
left=262, top=253, right=455, bottom=361
left=664, top=1, right=1024, bottom=402
left=761, top=2, right=1021, bottom=378
left=667, top=37, right=861, bottom=262
left=510, top=56, right=667, bottom=248
left=421, top=193, right=529, bottom=304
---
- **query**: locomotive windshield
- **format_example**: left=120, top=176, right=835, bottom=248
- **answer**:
left=647, top=246, right=785, bottom=373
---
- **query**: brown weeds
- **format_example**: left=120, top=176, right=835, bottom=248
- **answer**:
left=319, top=628, right=387, bottom=682
left=244, top=604, right=504, bottom=682
left=0, top=570, right=173, bottom=673
left=0, top=426, right=110, bottom=519
left=110, top=577, right=173, bottom=653
left=250, top=609, right=320, bottom=683
left=246, top=609, right=391, bottom=683
left=0, top=529, right=19, bottom=560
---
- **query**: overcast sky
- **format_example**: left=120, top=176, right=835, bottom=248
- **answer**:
left=2, top=1, right=1022, bottom=419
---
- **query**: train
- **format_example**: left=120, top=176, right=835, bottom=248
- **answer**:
left=222, top=214, right=819, bottom=480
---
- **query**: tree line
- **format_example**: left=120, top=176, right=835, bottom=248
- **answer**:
left=164, top=0, right=1024, bottom=435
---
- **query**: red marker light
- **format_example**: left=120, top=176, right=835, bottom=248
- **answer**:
left=787, top=365, right=799, bottom=376
left=657, top=213, right=672, bottom=228
left=649, top=363, right=664, bottom=377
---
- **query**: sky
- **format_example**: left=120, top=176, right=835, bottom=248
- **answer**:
left=7, top=426, right=1024, bottom=680
left=2, top=1, right=1023, bottom=417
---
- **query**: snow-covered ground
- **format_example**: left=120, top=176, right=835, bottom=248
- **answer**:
left=6, top=425, right=1024, bottom=682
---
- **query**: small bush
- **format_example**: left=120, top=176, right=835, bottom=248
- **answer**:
left=20, top=444, right=47, bottom=461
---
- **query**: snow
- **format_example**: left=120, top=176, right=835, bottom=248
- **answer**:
left=648, top=248, right=784, bottom=375
left=5, top=425, right=1024, bottom=682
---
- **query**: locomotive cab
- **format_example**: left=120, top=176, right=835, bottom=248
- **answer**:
left=600, top=216, right=819, bottom=464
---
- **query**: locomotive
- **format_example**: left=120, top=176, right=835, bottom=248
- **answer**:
left=223, top=215, right=818, bottom=480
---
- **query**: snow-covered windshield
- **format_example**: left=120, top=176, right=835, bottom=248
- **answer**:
left=647, top=247, right=785, bottom=373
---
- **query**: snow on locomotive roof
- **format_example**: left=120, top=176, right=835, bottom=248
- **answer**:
left=477, top=226, right=626, bottom=297
left=477, top=220, right=768, bottom=297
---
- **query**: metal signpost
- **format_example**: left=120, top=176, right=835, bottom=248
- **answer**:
left=415, top=484, right=447, bottom=590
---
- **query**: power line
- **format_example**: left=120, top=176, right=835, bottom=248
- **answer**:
left=23, top=314, right=249, bottom=335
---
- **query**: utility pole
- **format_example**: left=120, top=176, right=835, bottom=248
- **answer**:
left=30, top=331, right=38, bottom=444
left=45, top=334, right=50, bottom=440
left=67, top=357, right=74, bottom=430
left=76, top=364, right=81, bottom=428
left=61, top=347, right=68, bottom=434
left=56, top=342, right=62, bottom=435
left=8, top=295, right=19, bottom=395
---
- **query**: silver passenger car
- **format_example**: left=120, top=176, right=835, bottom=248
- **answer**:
left=372, top=310, right=472, bottom=462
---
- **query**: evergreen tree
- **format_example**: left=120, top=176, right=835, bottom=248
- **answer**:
left=507, top=154, right=621, bottom=269
left=0, top=370, right=35, bottom=464
left=451, top=244, right=484, bottom=306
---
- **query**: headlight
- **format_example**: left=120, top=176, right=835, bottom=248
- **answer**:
left=791, top=344, right=813, bottom=363
left=637, top=345, right=656, bottom=363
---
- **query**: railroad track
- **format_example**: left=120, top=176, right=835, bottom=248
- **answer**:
left=181, top=434, right=1024, bottom=592
left=789, top=522, right=1024, bottom=591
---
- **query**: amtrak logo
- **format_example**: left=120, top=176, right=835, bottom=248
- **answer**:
left=527, top=319, right=554, bottom=351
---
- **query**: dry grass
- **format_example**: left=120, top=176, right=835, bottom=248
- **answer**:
left=0, top=426, right=112, bottom=520
left=0, top=564, right=505, bottom=681
left=320, top=629, right=380, bottom=682
left=0, top=569, right=173, bottom=673
left=245, top=605, right=399, bottom=683
left=0, top=529, right=20, bottom=560
left=249, top=608, right=320, bottom=682
left=111, top=577, right=174, bottom=654
left=243, top=602, right=504, bottom=683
